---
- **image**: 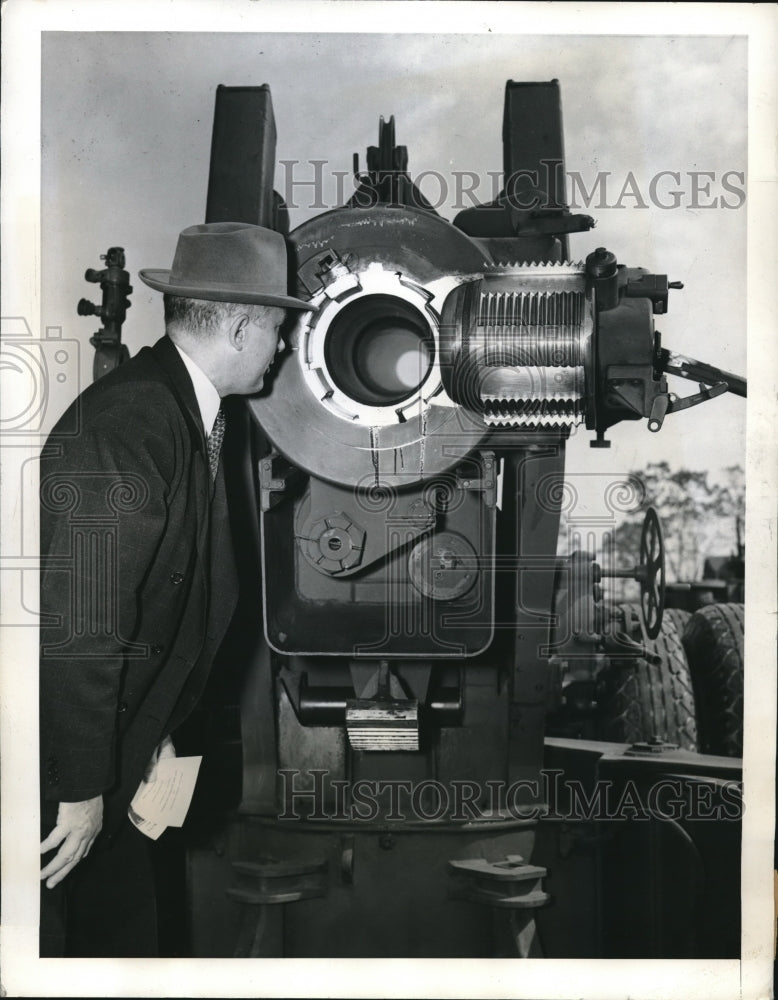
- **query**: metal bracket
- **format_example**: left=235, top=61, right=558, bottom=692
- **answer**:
left=346, top=662, right=420, bottom=750
left=666, top=381, right=728, bottom=414
left=455, top=450, right=499, bottom=508
left=658, top=348, right=743, bottom=414
left=257, top=452, right=306, bottom=511
left=661, top=349, right=747, bottom=398
left=313, top=249, right=362, bottom=300
left=228, top=858, right=329, bottom=957
left=448, top=854, right=549, bottom=909
left=448, top=854, right=549, bottom=958
left=624, top=737, right=680, bottom=757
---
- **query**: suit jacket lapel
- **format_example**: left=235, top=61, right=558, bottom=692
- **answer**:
left=150, top=335, right=210, bottom=550
left=150, top=335, right=238, bottom=641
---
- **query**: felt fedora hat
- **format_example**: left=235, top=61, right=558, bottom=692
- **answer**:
left=139, top=222, right=313, bottom=310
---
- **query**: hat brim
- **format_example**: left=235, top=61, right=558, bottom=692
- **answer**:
left=139, top=269, right=314, bottom=311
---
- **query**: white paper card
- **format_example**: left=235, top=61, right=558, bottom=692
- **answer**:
left=128, top=755, right=202, bottom=840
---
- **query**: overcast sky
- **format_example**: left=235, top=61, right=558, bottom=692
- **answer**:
left=40, top=30, right=748, bottom=514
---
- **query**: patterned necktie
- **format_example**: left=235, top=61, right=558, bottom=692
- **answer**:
left=207, top=406, right=226, bottom=481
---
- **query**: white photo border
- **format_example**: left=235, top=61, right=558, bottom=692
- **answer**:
left=1, top=3, right=775, bottom=998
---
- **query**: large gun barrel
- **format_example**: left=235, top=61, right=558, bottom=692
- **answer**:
left=250, top=225, right=746, bottom=488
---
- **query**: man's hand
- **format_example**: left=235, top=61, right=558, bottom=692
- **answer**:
left=143, top=734, right=176, bottom=783
left=40, top=796, right=103, bottom=889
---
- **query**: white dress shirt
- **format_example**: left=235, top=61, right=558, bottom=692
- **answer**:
left=174, top=343, right=222, bottom=439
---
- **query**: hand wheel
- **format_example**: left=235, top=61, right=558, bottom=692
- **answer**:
left=638, top=506, right=665, bottom=640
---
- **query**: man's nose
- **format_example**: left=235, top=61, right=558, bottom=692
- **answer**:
left=277, top=338, right=286, bottom=354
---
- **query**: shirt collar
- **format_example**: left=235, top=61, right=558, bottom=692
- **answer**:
left=173, top=343, right=222, bottom=437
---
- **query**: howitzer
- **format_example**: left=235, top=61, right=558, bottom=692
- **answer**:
left=89, top=80, right=746, bottom=959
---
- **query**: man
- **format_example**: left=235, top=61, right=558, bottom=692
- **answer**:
left=39, top=221, right=312, bottom=956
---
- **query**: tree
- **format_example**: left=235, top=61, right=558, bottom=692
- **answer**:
left=606, top=463, right=745, bottom=583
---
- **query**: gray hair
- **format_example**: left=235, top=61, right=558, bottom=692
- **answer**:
left=164, top=294, right=273, bottom=336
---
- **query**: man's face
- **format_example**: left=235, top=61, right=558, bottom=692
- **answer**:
left=238, top=305, right=287, bottom=395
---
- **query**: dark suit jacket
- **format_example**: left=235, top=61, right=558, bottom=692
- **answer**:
left=39, top=335, right=238, bottom=837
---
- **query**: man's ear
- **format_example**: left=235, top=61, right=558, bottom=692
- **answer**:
left=226, top=313, right=250, bottom=351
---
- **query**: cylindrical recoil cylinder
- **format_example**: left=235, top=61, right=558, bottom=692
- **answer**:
left=439, top=264, right=595, bottom=429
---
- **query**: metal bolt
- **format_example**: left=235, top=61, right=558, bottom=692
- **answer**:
left=438, top=550, right=458, bottom=571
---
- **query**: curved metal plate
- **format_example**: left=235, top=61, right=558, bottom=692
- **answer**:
left=247, top=207, right=491, bottom=488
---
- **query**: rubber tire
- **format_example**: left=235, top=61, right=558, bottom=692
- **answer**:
left=682, top=603, right=744, bottom=757
left=597, top=605, right=699, bottom=750
left=664, top=608, right=692, bottom=637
